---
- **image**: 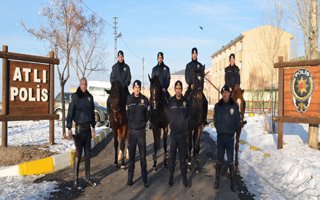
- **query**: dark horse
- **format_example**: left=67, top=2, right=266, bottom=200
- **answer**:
left=231, top=85, right=246, bottom=170
left=149, top=75, right=169, bottom=171
left=187, top=69, right=208, bottom=173
left=107, top=80, right=128, bottom=169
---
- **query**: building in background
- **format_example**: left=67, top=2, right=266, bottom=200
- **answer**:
left=208, top=25, right=293, bottom=105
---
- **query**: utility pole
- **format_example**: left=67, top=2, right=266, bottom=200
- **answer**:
left=113, top=17, right=118, bottom=63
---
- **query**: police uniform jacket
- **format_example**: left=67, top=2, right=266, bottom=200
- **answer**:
left=151, top=63, right=171, bottom=90
left=127, top=93, right=149, bottom=130
left=214, top=98, right=240, bottom=136
left=225, top=65, right=240, bottom=88
left=168, top=95, right=188, bottom=136
left=67, top=87, right=96, bottom=129
left=110, top=61, right=131, bottom=88
left=185, top=60, right=205, bottom=86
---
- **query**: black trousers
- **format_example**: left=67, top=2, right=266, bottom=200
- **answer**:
left=73, top=123, right=92, bottom=176
left=217, top=133, right=234, bottom=165
left=168, top=134, right=188, bottom=180
left=128, top=129, right=147, bottom=184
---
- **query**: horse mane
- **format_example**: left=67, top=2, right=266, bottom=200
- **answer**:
left=110, top=80, right=123, bottom=97
left=149, top=75, right=162, bottom=101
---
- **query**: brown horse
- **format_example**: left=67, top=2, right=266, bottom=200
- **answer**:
left=187, top=69, right=208, bottom=173
left=149, top=75, right=169, bottom=171
left=107, top=80, right=128, bottom=169
left=231, top=85, right=246, bottom=170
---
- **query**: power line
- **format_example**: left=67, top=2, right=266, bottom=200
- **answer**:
left=79, top=0, right=113, bottom=28
left=120, top=37, right=141, bottom=60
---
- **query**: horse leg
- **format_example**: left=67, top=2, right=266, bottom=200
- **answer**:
left=163, top=126, right=168, bottom=167
left=113, top=129, right=119, bottom=167
left=119, top=134, right=126, bottom=170
left=235, top=128, right=241, bottom=171
left=195, top=126, right=202, bottom=173
left=187, top=127, right=193, bottom=172
left=152, top=126, right=160, bottom=171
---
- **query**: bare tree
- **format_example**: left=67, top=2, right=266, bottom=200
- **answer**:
left=22, top=0, right=100, bottom=138
left=72, top=17, right=107, bottom=80
left=281, top=0, right=311, bottom=58
left=308, top=0, right=319, bottom=149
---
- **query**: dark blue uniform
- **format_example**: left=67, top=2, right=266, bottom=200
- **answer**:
left=214, top=98, right=240, bottom=165
left=110, top=61, right=131, bottom=107
left=225, top=65, right=240, bottom=90
left=167, top=95, right=189, bottom=188
left=151, top=62, right=171, bottom=102
left=213, top=98, right=240, bottom=191
left=126, top=93, right=149, bottom=187
left=185, top=60, right=205, bottom=98
left=67, top=87, right=96, bottom=188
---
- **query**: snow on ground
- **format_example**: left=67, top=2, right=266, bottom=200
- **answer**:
left=0, top=120, right=108, bottom=199
left=206, top=115, right=320, bottom=200
left=0, top=120, right=107, bottom=153
left=0, top=175, right=59, bottom=200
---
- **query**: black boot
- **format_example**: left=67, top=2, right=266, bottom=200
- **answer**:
left=229, top=164, right=236, bottom=192
left=85, top=171, right=97, bottom=187
left=74, top=158, right=82, bottom=190
left=215, top=164, right=221, bottom=189
left=182, top=176, right=190, bottom=188
left=167, top=174, right=173, bottom=188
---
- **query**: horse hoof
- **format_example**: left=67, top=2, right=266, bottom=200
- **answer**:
left=196, top=169, right=200, bottom=174
left=121, top=165, right=126, bottom=170
left=153, top=166, right=157, bottom=172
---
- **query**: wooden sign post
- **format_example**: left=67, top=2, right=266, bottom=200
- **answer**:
left=273, top=56, right=320, bottom=149
left=0, top=45, right=59, bottom=147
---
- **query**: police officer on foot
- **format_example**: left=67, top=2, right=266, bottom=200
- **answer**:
left=127, top=80, right=150, bottom=188
left=213, top=85, right=240, bottom=192
left=167, top=80, right=190, bottom=189
left=151, top=52, right=171, bottom=103
left=67, top=77, right=97, bottom=190
left=110, top=50, right=132, bottom=108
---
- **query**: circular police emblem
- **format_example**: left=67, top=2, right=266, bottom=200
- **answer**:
left=141, top=99, right=144, bottom=104
left=197, top=64, right=200, bottom=68
left=88, top=97, right=91, bottom=102
left=124, top=67, right=127, bottom=71
left=197, top=75, right=201, bottom=80
left=164, top=67, right=167, bottom=71
left=230, top=108, right=234, bottom=115
left=183, top=101, right=186, bottom=107
left=290, top=68, right=314, bottom=113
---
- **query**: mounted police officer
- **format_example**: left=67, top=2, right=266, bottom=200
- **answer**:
left=110, top=50, right=132, bottom=108
left=225, top=53, right=246, bottom=123
left=167, top=80, right=190, bottom=189
left=213, top=85, right=240, bottom=192
left=126, top=80, right=150, bottom=188
left=151, top=52, right=171, bottom=103
left=225, top=53, right=240, bottom=91
left=185, top=47, right=208, bottom=125
left=67, top=77, right=97, bottom=190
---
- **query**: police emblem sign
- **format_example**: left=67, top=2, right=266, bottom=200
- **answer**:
left=273, top=56, right=320, bottom=149
left=290, top=68, right=314, bottom=113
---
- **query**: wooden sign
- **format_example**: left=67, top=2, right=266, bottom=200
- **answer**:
left=273, top=57, right=320, bottom=149
left=0, top=45, right=59, bottom=147
left=9, top=61, right=50, bottom=115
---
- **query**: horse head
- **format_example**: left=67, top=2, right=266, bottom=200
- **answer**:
left=192, top=68, right=205, bottom=99
left=149, top=75, right=162, bottom=109
left=110, top=80, right=124, bottom=112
